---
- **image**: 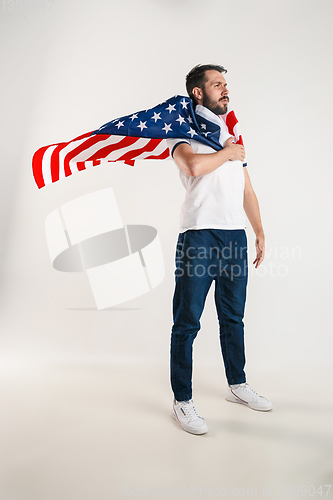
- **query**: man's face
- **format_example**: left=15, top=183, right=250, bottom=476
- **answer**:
left=201, top=70, right=229, bottom=115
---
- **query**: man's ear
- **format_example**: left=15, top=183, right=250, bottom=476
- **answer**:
left=192, top=87, right=203, bottom=102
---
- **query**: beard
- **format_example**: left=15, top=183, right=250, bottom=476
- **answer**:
left=202, top=90, right=229, bottom=115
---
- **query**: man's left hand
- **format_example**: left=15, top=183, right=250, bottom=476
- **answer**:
left=253, top=234, right=265, bottom=268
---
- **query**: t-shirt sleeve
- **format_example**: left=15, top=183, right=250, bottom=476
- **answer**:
left=166, top=138, right=191, bottom=158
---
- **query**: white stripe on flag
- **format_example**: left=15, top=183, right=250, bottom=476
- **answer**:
left=65, top=135, right=135, bottom=174
left=233, top=122, right=241, bottom=140
left=42, top=145, right=59, bottom=187
left=70, top=135, right=129, bottom=161
left=102, top=137, right=152, bottom=161
left=57, top=136, right=100, bottom=180
left=131, top=139, right=169, bottom=160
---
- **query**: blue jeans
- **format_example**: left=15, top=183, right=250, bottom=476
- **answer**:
left=170, top=229, right=248, bottom=402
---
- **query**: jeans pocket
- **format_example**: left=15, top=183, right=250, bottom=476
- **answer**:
left=175, top=233, right=186, bottom=274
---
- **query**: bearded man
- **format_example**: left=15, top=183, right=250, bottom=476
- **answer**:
left=167, top=64, right=272, bottom=435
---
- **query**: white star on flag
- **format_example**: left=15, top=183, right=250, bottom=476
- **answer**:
left=187, top=127, right=197, bottom=138
left=162, top=123, right=172, bottom=134
left=176, top=115, right=186, bottom=125
left=200, top=123, right=206, bottom=130
left=115, top=121, right=124, bottom=129
left=180, top=99, right=189, bottom=109
left=166, top=104, right=176, bottom=113
left=151, top=112, right=161, bottom=123
left=137, top=121, right=147, bottom=131
left=130, top=114, right=138, bottom=121
left=187, top=116, right=193, bottom=124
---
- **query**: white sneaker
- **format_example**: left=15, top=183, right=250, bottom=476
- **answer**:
left=226, top=383, right=273, bottom=411
left=172, top=399, right=208, bottom=435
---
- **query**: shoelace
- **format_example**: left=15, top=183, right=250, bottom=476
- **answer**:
left=241, top=383, right=260, bottom=397
left=179, top=400, right=202, bottom=420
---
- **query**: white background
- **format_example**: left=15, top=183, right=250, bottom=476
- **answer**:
left=0, top=1, right=333, bottom=498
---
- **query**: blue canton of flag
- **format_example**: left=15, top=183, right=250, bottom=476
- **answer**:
left=93, top=95, right=222, bottom=152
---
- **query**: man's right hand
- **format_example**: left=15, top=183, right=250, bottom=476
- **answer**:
left=224, top=137, right=245, bottom=161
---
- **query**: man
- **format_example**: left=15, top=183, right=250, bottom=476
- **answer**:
left=167, top=64, right=272, bottom=435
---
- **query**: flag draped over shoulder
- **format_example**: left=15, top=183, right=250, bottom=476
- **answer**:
left=32, top=95, right=244, bottom=189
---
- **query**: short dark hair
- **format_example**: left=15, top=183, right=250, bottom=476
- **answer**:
left=186, top=64, right=227, bottom=102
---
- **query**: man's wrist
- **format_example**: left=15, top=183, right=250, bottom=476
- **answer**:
left=255, top=230, right=265, bottom=239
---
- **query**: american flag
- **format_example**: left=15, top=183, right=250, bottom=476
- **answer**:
left=32, top=95, right=243, bottom=189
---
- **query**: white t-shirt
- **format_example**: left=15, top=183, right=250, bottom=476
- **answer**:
left=167, top=105, right=247, bottom=233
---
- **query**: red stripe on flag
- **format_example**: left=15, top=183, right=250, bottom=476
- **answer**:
left=145, top=148, right=170, bottom=160
left=32, top=145, right=50, bottom=189
left=32, top=133, right=94, bottom=189
left=50, top=143, right=70, bottom=183
left=76, top=162, right=86, bottom=171
left=226, top=110, right=238, bottom=135
left=85, top=136, right=140, bottom=162
left=116, top=138, right=163, bottom=163
left=236, top=134, right=244, bottom=146
left=63, top=134, right=113, bottom=177
left=75, top=159, right=102, bottom=170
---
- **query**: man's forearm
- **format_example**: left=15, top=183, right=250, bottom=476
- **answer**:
left=182, top=148, right=235, bottom=177
left=243, top=188, right=264, bottom=236
left=173, top=139, right=245, bottom=177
